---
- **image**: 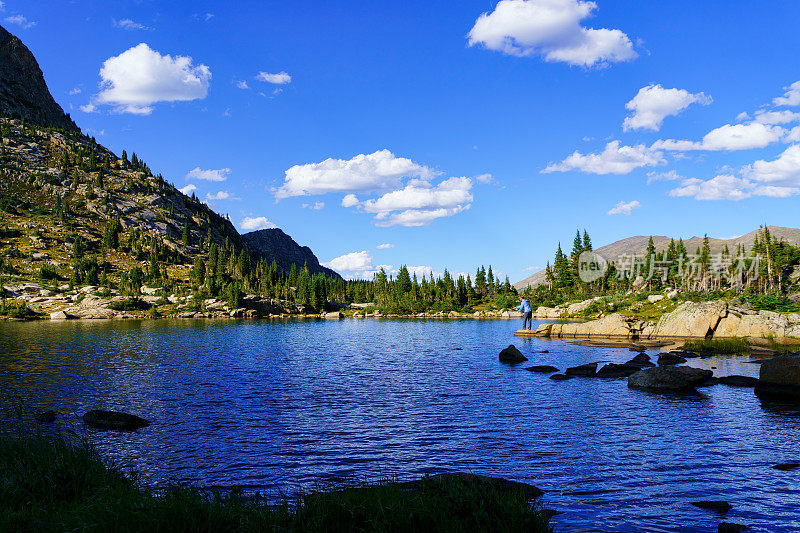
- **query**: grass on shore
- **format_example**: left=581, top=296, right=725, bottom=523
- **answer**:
left=681, top=337, right=751, bottom=354
left=0, top=431, right=553, bottom=533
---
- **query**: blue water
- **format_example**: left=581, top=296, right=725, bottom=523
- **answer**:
left=1, top=318, right=799, bottom=532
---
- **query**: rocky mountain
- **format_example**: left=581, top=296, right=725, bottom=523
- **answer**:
left=0, top=24, right=337, bottom=291
left=0, top=25, right=77, bottom=131
left=514, top=226, right=800, bottom=290
left=243, top=229, right=340, bottom=278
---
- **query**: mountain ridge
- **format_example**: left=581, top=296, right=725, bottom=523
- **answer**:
left=514, top=226, right=800, bottom=290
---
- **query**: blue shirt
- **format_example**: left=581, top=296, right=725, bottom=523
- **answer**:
left=518, top=299, right=531, bottom=313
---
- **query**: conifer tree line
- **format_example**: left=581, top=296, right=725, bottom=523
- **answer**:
left=525, top=227, right=800, bottom=305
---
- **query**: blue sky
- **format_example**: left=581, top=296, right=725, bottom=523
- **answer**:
left=7, top=0, right=800, bottom=280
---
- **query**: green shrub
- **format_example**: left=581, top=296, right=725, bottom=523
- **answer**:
left=108, top=298, right=151, bottom=311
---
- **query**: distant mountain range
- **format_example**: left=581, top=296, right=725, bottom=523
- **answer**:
left=514, top=226, right=800, bottom=290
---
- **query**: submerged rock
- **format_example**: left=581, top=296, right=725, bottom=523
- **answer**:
left=565, top=362, right=598, bottom=377
left=549, top=374, right=573, bottom=381
left=625, top=353, right=655, bottom=368
left=719, top=375, right=758, bottom=387
left=691, top=500, right=731, bottom=513
left=772, top=462, right=800, bottom=471
left=755, top=355, right=800, bottom=400
left=397, top=473, right=543, bottom=499
left=525, top=365, right=558, bottom=373
left=718, top=523, right=748, bottom=533
left=83, top=410, right=150, bottom=430
left=499, top=345, right=527, bottom=363
left=628, top=366, right=713, bottom=391
left=36, top=410, right=57, bottom=423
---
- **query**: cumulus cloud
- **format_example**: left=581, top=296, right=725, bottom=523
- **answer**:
left=543, top=140, right=664, bottom=175
left=356, top=177, right=474, bottom=227
left=646, top=170, right=683, bottom=184
left=340, top=194, right=359, bottom=208
left=205, top=190, right=239, bottom=201
left=5, top=14, right=35, bottom=29
left=467, top=0, right=636, bottom=67
left=742, top=144, right=800, bottom=187
left=773, top=81, right=800, bottom=107
left=652, top=122, right=785, bottom=152
left=321, top=251, right=393, bottom=280
left=623, top=84, right=711, bottom=132
left=275, top=150, right=433, bottom=198
left=94, top=43, right=210, bottom=115
left=241, top=216, right=278, bottom=231
left=79, top=103, right=98, bottom=113
left=185, top=167, right=230, bottom=182
left=178, top=183, right=197, bottom=195
left=256, top=71, right=291, bottom=84
left=607, top=200, right=641, bottom=215
left=301, top=201, right=325, bottom=210
left=669, top=175, right=755, bottom=201
left=475, top=173, right=498, bottom=185
left=113, top=18, right=150, bottom=30
left=753, top=109, right=800, bottom=125
left=376, top=243, right=394, bottom=249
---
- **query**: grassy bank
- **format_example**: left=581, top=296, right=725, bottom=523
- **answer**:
left=0, top=431, right=553, bottom=532
left=682, top=337, right=751, bottom=354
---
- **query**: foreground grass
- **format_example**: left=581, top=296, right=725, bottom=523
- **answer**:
left=682, top=337, right=751, bottom=354
left=0, top=431, right=553, bottom=533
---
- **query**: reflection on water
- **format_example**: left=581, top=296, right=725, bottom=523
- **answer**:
left=1, top=318, right=799, bottom=532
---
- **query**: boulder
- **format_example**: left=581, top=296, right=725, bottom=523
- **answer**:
left=716, top=313, right=788, bottom=339
left=565, top=298, right=598, bottom=315
left=597, top=363, right=641, bottom=378
left=49, top=310, right=71, bottom=320
left=625, top=353, right=654, bottom=368
left=525, top=365, right=559, bottom=373
left=628, top=366, right=713, bottom=391
left=719, top=375, right=758, bottom=387
left=647, top=294, right=664, bottom=303
left=657, top=353, right=687, bottom=366
left=651, top=300, right=728, bottom=338
left=499, top=345, right=527, bottom=363
left=772, top=462, right=799, bottom=471
left=549, top=374, right=573, bottom=381
left=324, top=311, right=343, bottom=319
left=82, top=410, right=150, bottom=430
left=755, top=355, right=800, bottom=399
left=565, top=362, right=597, bottom=377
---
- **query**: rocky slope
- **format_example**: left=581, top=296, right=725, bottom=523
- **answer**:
left=242, top=228, right=340, bottom=278
left=0, top=24, right=76, bottom=130
left=515, top=226, right=800, bottom=290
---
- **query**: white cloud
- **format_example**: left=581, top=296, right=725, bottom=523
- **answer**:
left=178, top=183, right=197, bottom=195
left=607, top=200, right=641, bottom=215
left=475, top=173, right=497, bottom=184
left=785, top=127, right=800, bottom=143
left=646, top=170, right=683, bottom=184
left=94, top=43, right=211, bottom=115
left=652, top=122, right=785, bottom=152
left=185, top=167, right=230, bottom=182
left=669, top=175, right=755, bottom=201
left=113, top=18, right=150, bottom=30
left=321, top=251, right=393, bottom=279
left=275, top=149, right=433, bottom=198
left=742, top=144, right=800, bottom=187
left=236, top=80, right=249, bottom=89
left=376, top=243, right=394, bottom=249
left=205, top=190, right=239, bottom=201
left=69, top=87, right=82, bottom=95
left=241, top=216, right=277, bottom=231
left=774, top=81, right=800, bottom=107
left=5, top=14, right=35, bottom=29
left=622, top=84, right=711, bottom=132
left=341, top=194, right=360, bottom=207
left=301, top=201, right=325, bottom=210
left=543, top=140, right=664, bottom=175
left=467, top=0, right=636, bottom=67
left=753, top=109, right=800, bottom=125
left=356, top=177, right=474, bottom=227
left=735, top=112, right=750, bottom=122
left=256, top=71, right=292, bottom=84
left=79, top=103, right=98, bottom=113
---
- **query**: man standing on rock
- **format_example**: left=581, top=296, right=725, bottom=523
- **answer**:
left=518, top=296, right=532, bottom=330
